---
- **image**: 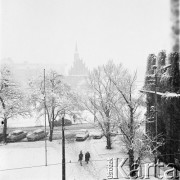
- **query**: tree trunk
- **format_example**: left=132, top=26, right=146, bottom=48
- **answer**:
left=3, top=117, right=7, bottom=143
left=128, top=149, right=134, bottom=171
left=0, top=97, right=7, bottom=143
left=105, top=107, right=111, bottom=149
left=129, top=108, right=134, bottom=172
left=49, top=120, right=54, bottom=142
left=49, top=127, right=54, bottom=142
left=130, top=108, right=134, bottom=139
left=49, top=100, right=55, bottom=142
left=106, top=134, right=112, bottom=149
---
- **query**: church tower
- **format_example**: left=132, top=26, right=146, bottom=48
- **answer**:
left=74, top=42, right=80, bottom=62
left=68, top=43, right=88, bottom=76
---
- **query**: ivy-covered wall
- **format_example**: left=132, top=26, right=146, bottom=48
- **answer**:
left=144, top=51, right=180, bottom=163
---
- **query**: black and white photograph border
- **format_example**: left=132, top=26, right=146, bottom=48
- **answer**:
left=0, top=0, right=179, bottom=180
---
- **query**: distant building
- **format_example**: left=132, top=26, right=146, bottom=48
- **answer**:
left=68, top=44, right=89, bottom=76
left=1, top=58, right=66, bottom=85
left=65, top=44, right=89, bottom=91
left=2, top=44, right=89, bottom=90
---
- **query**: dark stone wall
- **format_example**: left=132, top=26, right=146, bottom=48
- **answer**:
left=144, top=51, right=180, bottom=163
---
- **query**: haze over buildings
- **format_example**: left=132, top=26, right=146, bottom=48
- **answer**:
left=1, top=0, right=171, bottom=83
left=2, top=43, right=89, bottom=91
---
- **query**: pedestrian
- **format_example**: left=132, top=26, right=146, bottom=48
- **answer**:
left=78, top=151, right=83, bottom=166
left=85, top=151, right=90, bottom=164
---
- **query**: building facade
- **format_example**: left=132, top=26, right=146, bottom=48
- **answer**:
left=65, top=44, right=89, bottom=90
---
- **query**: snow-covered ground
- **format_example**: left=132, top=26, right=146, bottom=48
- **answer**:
left=0, top=138, right=125, bottom=180
left=0, top=136, right=170, bottom=180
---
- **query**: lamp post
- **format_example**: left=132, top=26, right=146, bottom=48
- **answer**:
left=62, top=113, right=66, bottom=180
left=44, top=69, right=47, bottom=166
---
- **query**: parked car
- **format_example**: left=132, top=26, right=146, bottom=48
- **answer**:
left=110, top=131, right=117, bottom=137
left=7, top=130, right=27, bottom=142
left=0, top=133, right=8, bottom=142
left=91, top=131, right=103, bottom=139
left=75, top=129, right=89, bottom=141
left=54, top=119, right=72, bottom=127
left=27, top=129, right=48, bottom=141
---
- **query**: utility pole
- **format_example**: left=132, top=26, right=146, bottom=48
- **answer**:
left=62, top=114, right=66, bottom=180
left=44, top=69, right=47, bottom=166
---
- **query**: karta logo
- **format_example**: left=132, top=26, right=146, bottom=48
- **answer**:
left=107, top=158, right=180, bottom=179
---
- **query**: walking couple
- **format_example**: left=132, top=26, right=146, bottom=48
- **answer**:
left=78, top=151, right=90, bottom=166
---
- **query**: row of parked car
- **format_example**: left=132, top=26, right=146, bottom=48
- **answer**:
left=75, top=129, right=104, bottom=141
left=0, top=129, right=48, bottom=142
left=0, top=128, right=116, bottom=143
left=0, top=129, right=103, bottom=142
left=75, top=129, right=118, bottom=141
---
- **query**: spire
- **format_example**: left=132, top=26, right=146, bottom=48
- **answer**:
left=69, top=43, right=88, bottom=76
left=75, top=42, right=78, bottom=52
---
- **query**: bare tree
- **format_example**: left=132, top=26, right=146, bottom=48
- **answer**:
left=0, top=65, right=30, bottom=143
left=104, top=62, right=164, bottom=172
left=81, top=61, right=124, bottom=149
left=30, top=70, right=79, bottom=141
left=104, top=62, right=138, bottom=170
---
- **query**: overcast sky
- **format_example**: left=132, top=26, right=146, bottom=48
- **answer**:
left=1, top=0, right=171, bottom=81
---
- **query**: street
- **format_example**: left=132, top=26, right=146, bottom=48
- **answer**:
left=0, top=136, right=125, bottom=180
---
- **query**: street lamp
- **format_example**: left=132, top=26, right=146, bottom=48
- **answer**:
left=44, top=69, right=47, bottom=166
left=62, top=112, right=66, bottom=180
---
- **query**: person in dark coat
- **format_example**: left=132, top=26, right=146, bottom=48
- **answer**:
left=78, top=151, right=83, bottom=166
left=85, top=151, right=90, bottom=164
